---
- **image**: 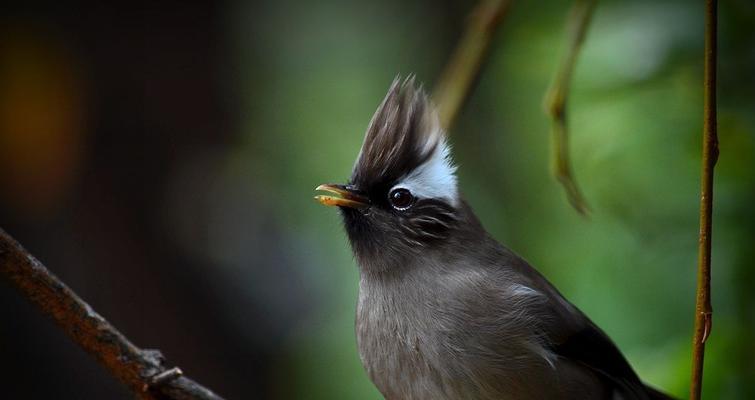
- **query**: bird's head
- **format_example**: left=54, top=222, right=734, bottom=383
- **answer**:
left=316, top=77, right=466, bottom=271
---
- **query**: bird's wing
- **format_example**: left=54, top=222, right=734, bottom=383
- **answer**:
left=505, top=251, right=674, bottom=400
left=550, top=319, right=670, bottom=399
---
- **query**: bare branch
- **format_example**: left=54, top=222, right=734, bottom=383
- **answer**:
left=0, top=228, right=225, bottom=400
left=543, top=0, right=597, bottom=216
left=433, top=0, right=512, bottom=131
left=690, top=0, right=718, bottom=398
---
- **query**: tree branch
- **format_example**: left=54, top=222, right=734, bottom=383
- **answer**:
left=0, top=228, right=225, bottom=400
left=543, top=0, right=597, bottom=216
left=690, top=0, right=718, bottom=399
left=433, top=0, right=512, bottom=131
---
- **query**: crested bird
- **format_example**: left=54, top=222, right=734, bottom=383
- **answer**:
left=315, top=77, right=672, bottom=400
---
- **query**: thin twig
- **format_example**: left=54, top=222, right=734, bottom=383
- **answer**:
left=0, top=228, right=225, bottom=400
left=690, top=0, right=718, bottom=399
left=543, top=0, right=598, bottom=216
left=433, top=0, right=512, bottom=131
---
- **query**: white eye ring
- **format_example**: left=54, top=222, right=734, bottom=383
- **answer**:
left=388, top=187, right=415, bottom=210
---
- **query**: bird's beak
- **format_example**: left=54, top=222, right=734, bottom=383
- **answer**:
left=315, top=184, right=370, bottom=209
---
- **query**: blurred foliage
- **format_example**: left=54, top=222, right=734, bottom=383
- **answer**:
left=1, top=0, right=753, bottom=399
left=229, top=0, right=754, bottom=398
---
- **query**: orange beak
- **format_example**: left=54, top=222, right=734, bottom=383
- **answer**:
left=315, top=184, right=370, bottom=209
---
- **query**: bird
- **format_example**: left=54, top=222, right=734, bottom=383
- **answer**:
left=315, top=77, right=672, bottom=400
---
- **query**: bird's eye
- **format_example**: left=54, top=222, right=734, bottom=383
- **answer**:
left=388, top=188, right=414, bottom=210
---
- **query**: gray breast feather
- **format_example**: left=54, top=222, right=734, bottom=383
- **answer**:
left=356, top=260, right=606, bottom=400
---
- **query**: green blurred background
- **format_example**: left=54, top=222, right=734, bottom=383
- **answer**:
left=1, top=0, right=753, bottom=399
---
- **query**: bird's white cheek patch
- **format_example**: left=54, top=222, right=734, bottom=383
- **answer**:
left=393, top=140, right=458, bottom=206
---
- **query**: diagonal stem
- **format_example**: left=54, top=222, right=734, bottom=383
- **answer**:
left=543, top=0, right=598, bottom=216
left=0, top=228, right=224, bottom=400
left=433, top=0, right=512, bottom=131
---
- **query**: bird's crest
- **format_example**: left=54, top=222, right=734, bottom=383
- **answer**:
left=351, top=76, right=458, bottom=205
